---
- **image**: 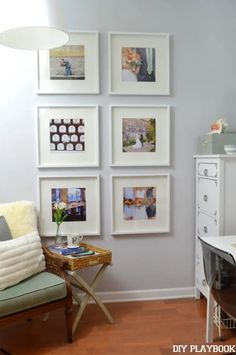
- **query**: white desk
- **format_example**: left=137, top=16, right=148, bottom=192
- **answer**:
left=199, top=235, right=236, bottom=343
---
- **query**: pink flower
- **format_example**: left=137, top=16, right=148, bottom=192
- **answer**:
left=208, top=118, right=228, bottom=134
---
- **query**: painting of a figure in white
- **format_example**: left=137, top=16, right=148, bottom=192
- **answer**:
left=132, top=133, right=142, bottom=149
left=122, top=118, right=156, bottom=152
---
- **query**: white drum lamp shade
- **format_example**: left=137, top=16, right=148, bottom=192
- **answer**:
left=0, top=0, right=69, bottom=50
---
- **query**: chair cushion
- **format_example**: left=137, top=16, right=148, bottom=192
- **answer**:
left=0, top=272, right=66, bottom=317
left=0, top=216, right=12, bottom=241
left=0, top=232, right=45, bottom=290
left=0, top=201, right=37, bottom=238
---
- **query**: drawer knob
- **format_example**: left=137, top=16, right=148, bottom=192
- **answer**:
left=204, top=168, right=208, bottom=176
left=204, top=226, right=208, bottom=234
left=203, top=194, right=208, bottom=202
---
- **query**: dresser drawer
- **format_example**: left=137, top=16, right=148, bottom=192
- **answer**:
left=195, top=236, right=210, bottom=298
left=195, top=259, right=208, bottom=297
left=197, top=162, right=218, bottom=178
left=197, top=177, right=219, bottom=216
left=197, top=211, right=219, bottom=237
left=196, top=258, right=207, bottom=286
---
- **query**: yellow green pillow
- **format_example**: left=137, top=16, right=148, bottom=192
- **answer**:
left=0, top=201, right=38, bottom=238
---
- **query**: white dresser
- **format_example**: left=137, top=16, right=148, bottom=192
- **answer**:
left=195, top=155, right=236, bottom=298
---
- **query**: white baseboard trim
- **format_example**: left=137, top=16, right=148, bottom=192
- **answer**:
left=87, top=287, right=195, bottom=304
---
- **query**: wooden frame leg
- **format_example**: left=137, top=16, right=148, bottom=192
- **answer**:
left=65, top=307, right=73, bottom=343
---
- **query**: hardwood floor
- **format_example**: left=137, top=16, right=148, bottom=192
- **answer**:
left=0, top=298, right=236, bottom=355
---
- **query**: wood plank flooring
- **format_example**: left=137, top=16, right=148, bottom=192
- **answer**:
left=0, top=298, right=236, bottom=355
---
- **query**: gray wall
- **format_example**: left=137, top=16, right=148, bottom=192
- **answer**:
left=1, top=0, right=236, bottom=298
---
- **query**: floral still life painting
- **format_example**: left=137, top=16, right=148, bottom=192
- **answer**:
left=122, top=47, right=156, bottom=82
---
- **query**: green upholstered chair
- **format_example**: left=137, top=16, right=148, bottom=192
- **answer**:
left=0, top=247, right=73, bottom=343
left=0, top=202, right=73, bottom=343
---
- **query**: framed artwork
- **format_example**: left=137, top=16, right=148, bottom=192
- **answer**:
left=110, top=105, right=170, bottom=166
left=38, top=175, right=100, bottom=236
left=111, top=174, right=170, bottom=235
left=37, top=105, right=99, bottom=168
left=37, top=31, right=99, bottom=94
left=108, top=32, right=169, bottom=95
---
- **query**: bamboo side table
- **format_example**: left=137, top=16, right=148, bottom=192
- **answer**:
left=46, top=242, right=114, bottom=334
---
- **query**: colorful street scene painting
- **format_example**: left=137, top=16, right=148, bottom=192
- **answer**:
left=51, top=187, right=86, bottom=222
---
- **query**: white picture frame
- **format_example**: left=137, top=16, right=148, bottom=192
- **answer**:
left=111, top=174, right=170, bottom=235
left=37, top=105, right=99, bottom=168
left=110, top=105, right=170, bottom=166
left=38, top=175, right=100, bottom=236
left=108, top=32, right=169, bottom=95
left=37, top=31, right=99, bottom=94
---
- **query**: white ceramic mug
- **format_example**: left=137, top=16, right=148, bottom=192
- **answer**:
left=67, top=234, right=83, bottom=247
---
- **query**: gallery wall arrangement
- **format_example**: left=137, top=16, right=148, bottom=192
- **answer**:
left=36, top=30, right=171, bottom=237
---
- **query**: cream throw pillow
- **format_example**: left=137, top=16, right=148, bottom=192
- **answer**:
left=0, top=201, right=38, bottom=238
left=0, top=231, right=45, bottom=290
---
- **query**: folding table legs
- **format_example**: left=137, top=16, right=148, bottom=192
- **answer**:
left=68, top=264, right=114, bottom=334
